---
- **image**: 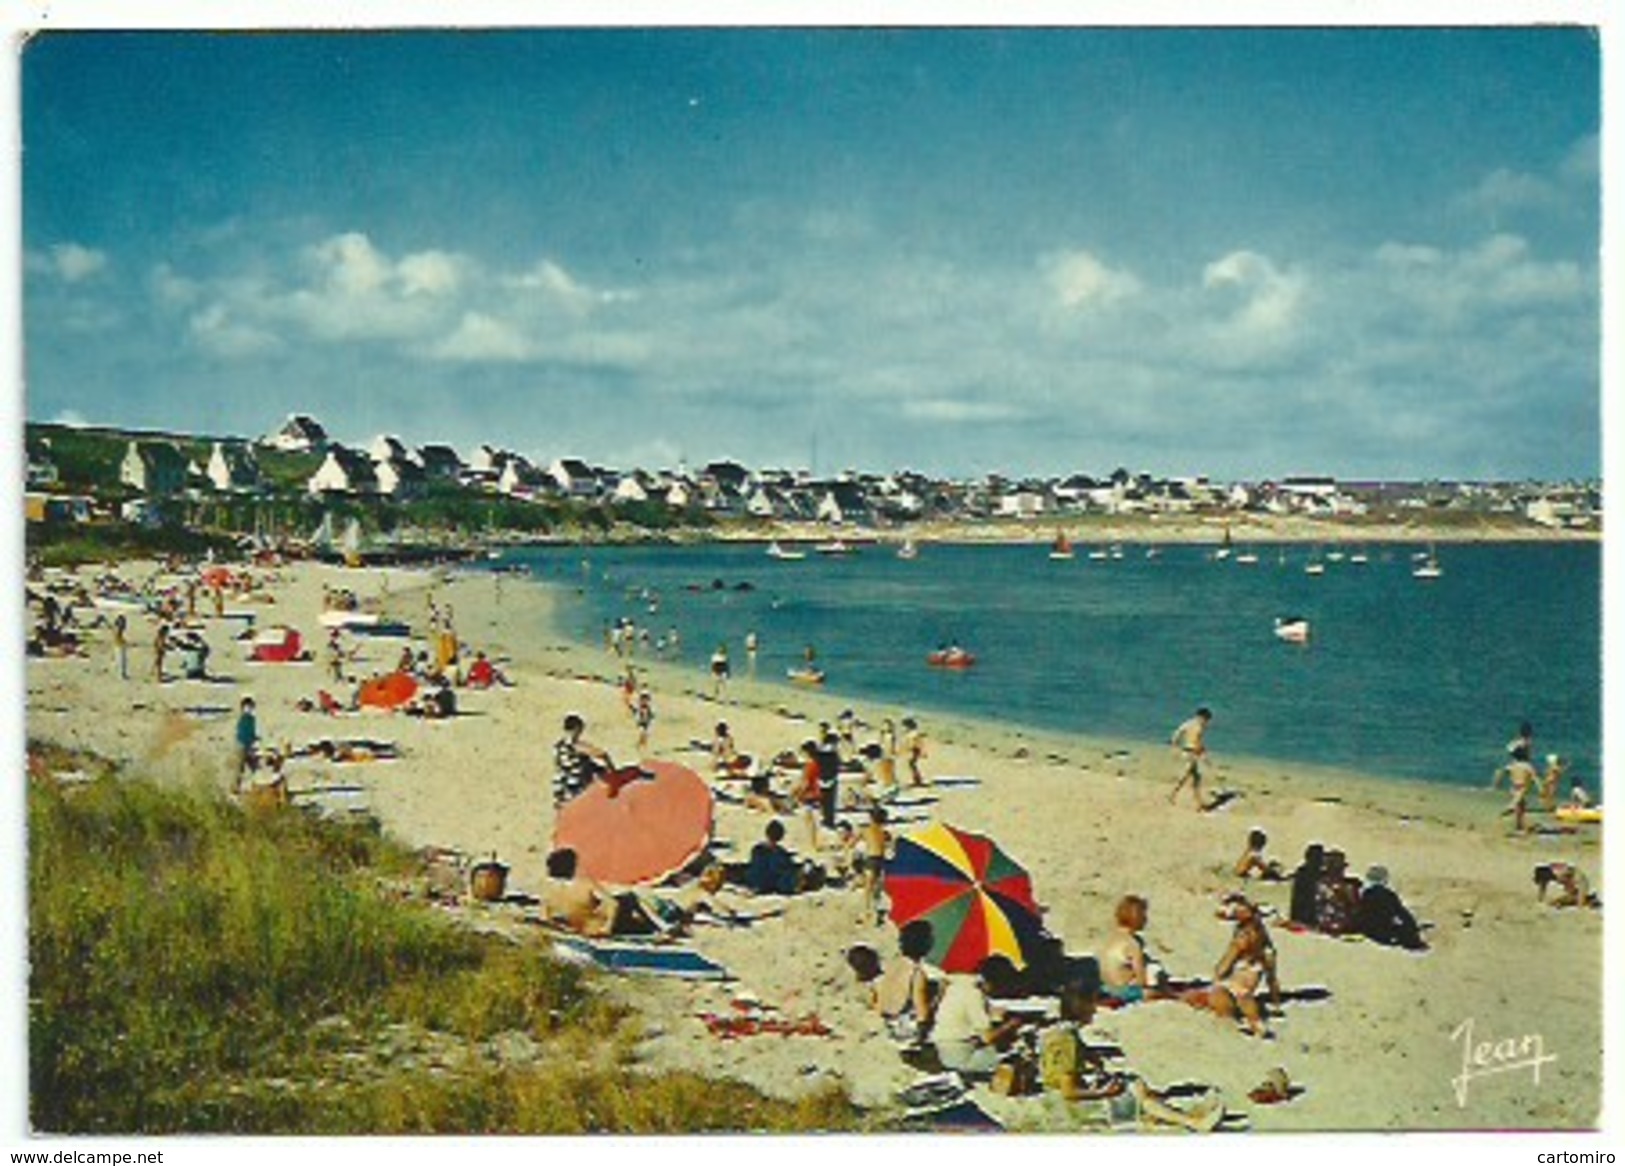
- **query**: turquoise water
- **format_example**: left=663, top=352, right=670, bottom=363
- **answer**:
left=491, top=541, right=1602, bottom=795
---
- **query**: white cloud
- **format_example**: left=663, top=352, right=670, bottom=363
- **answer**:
left=504, top=258, right=616, bottom=312
left=427, top=311, right=538, bottom=363
left=28, top=242, right=110, bottom=283
left=901, top=398, right=1026, bottom=423
left=188, top=303, right=281, bottom=357
left=1201, top=249, right=1305, bottom=340
left=1043, top=249, right=1141, bottom=310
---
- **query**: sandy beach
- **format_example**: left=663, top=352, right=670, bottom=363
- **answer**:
left=24, top=554, right=1604, bottom=1133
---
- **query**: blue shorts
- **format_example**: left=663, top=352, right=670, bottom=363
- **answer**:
left=1100, top=983, right=1146, bottom=1004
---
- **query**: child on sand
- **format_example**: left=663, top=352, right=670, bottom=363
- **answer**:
left=1233, top=828, right=1285, bottom=880
left=1168, top=707, right=1213, bottom=811
left=859, top=805, right=893, bottom=925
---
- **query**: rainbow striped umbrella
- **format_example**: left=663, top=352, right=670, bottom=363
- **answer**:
left=884, top=821, right=1046, bottom=973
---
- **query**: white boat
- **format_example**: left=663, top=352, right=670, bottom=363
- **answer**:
left=1049, top=532, right=1075, bottom=561
left=815, top=539, right=855, bottom=556
left=1109, top=544, right=1125, bottom=561
left=897, top=538, right=919, bottom=560
left=1349, top=551, right=1369, bottom=565
left=1414, top=548, right=1443, bottom=580
left=1235, top=551, right=1260, bottom=566
left=1087, top=547, right=1109, bottom=561
left=766, top=540, right=806, bottom=561
left=1305, top=560, right=1326, bottom=576
left=1273, top=617, right=1311, bottom=644
left=1326, top=550, right=1346, bottom=563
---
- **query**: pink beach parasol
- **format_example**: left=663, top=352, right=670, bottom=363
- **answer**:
left=552, top=759, right=714, bottom=886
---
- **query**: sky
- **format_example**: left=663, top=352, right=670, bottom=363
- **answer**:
left=19, top=25, right=1603, bottom=482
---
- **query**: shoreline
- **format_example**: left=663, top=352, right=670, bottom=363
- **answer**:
left=23, top=555, right=1604, bottom=1131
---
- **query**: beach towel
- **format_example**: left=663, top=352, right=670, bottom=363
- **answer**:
left=549, top=934, right=729, bottom=980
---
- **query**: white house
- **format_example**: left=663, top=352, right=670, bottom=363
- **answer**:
left=206, top=441, right=261, bottom=493
left=374, top=455, right=426, bottom=499
left=548, top=458, right=601, bottom=499
left=612, top=476, right=650, bottom=504
left=307, top=448, right=377, bottom=496
left=120, top=441, right=189, bottom=496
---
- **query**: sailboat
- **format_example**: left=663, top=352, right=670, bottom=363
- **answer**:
left=311, top=511, right=335, bottom=554
left=1049, top=531, right=1075, bottom=561
left=766, top=540, right=806, bottom=561
left=897, top=538, right=919, bottom=560
left=1213, top=527, right=1233, bottom=562
left=1413, top=545, right=1443, bottom=580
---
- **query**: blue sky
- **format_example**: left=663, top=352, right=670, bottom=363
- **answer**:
left=21, top=27, right=1601, bottom=481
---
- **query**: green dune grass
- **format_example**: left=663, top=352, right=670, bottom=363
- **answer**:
left=26, top=744, right=865, bottom=1134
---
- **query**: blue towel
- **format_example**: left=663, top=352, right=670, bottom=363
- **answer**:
left=551, top=935, right=729, bottom=980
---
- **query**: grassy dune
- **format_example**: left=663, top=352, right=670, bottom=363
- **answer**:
left=26, top=744, right=863, bottom=1134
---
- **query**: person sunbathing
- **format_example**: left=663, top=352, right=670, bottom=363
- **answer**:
left=709, top=721, right=753, bottom=777
left=1038, top=968, right=1227, bottom=1131
left=1353, top=865, right=1428, bottom=949
left=553, top=713, right=611, bottom=806
left=1233, top=828, right=1286, bottom=880
left=1534, top=863, right=1600, bottom=909
left=1207, top=898, right=1281, bottom=1038
left=540, top=847, right=661, bottom=937
left=1099, top=895, right=1165, bottom=1003
left=875, top=919, right=941, bottom=1051
left=463, top=650, right=512, bottom=689
left=1314, top=849, right=1361, bottom=936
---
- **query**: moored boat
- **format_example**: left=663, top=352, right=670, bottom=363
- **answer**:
left=1273, top=616, right=1311, bottom=644
left=927, top=646, right=977, bottom=669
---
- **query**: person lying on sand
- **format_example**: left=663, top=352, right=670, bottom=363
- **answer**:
left=1038, top=970, right=1227, bottom=1131
left=540, top=847, right=663, bottom=937
left=640, top=864, right=741, bottom=933
left=1233, top=827, right=1286, bottom=880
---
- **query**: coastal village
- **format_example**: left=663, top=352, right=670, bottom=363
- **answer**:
left=24, top=412, right=1602, bottom=544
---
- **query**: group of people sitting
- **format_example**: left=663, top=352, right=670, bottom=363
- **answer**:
left=1286, top=842, right=1427, bottom=950
left=845, top=920, right=1229, bottom=1130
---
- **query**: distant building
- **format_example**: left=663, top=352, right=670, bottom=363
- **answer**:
left=374, top=454, right=427, bottom=500
left=206, top=440, right=262, bottom=493
left=25, top=436, right=59, bottom=488
left=306, top=447, right=377, bottom=496
left=417, top=444, right=465, bottom=481
left=261, top=414, right=330, bottom=454
left=120, top=440, right=189, bottom=496
left=549, top=458, right=601, bottom=499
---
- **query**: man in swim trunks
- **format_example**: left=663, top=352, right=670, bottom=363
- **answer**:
left=1168, top=707, right=1213, bottom=812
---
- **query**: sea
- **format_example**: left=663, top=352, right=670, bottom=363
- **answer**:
left=483, top=540, right=1602, bottom=798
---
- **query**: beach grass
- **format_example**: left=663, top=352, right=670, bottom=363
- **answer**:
left=26, top=744, right=866, bottom=1134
